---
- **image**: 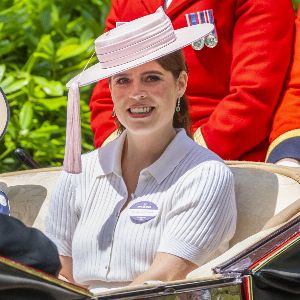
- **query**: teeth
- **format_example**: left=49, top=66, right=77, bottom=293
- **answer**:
left=130, top=107, right=151, bottom=114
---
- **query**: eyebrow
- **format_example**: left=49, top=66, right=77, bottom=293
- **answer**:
left=112, top=70, right=164, bottom=79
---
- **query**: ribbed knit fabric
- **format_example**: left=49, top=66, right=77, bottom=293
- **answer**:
left=46, top=129, right=236, bottom=288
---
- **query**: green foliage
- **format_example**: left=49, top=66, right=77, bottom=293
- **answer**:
left=0, top=0, right=110, bottom=172
left=293, top=0, right=300, bottom=12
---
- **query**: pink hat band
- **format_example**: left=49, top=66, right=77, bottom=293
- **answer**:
left=95, top=8, right=176, bottom=69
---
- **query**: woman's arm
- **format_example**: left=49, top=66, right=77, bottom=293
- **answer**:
left=131, top=161, right=236, bottom=286
left=59, top=255, right=75, bottom=283
left=130, top=252, right=197, bottom=286
left=45, top=171, right=79, bottom=280
left=59, top=255, right=88, bottom=288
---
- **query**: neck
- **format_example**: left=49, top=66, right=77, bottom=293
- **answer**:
left=122, top=128, right=176, bottom=174
left=123, top=127, right=176, bottom=170
left=120, top=127, right=176, bottom=198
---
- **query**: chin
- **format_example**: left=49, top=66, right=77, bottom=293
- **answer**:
left=126, top=125, right=158, bottom=136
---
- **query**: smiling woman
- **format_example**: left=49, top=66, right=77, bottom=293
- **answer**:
left=45, top=8, right=237, bottom=291
left=111, top=50, right=191, bottom=136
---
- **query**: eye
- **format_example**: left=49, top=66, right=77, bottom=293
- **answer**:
left=145, top=75, right=161, bottom=82
left=114, top=77, right=129, bottom=85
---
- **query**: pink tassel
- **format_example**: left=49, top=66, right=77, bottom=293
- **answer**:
left=63, top=82, right=82, bottom=173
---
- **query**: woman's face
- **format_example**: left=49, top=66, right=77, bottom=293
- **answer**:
left=109, top=60, right=187, bottom=136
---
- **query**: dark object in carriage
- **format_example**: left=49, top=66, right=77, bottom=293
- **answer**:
left=216, top=214, right=300, bottom=300
left=0, top=256, right=91, bottom=300
left=14, top=148, right=40, bottom=169
left=0, top=214, right=61, bottom=276
left=0, top=216, right=300, bottom=300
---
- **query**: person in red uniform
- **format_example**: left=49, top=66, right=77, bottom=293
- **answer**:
left=267, top=6, right=300, bottom=167
left=89, top=0, right=294, bottom=161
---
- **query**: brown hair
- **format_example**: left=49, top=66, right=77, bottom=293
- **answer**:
left=156, top=50, right=191, bottom=136
left=115, top=50, right=191, bottom=136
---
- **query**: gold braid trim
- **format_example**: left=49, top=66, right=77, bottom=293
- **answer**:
left=102, top=130, right=118, bottom=146
left=266, top=129, right=300, bottom=161
left=193, top=127, right=208, bottom=148
left=0, top=256, right=93, bottom=297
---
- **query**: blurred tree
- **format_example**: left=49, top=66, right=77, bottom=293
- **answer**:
left=0, top=0, right=110, bottom=172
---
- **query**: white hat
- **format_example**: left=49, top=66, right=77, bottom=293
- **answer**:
left=63, top=7, right=214, bottom=173
left=66, top=7, right=213, bottom=88
left=0, top=88, right=9, bottom=141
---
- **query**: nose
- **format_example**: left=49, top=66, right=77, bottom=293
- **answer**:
left=129, top=80, right=146, bottom=101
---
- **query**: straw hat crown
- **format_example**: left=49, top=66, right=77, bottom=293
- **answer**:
left=95, top=8, right=175, bottom=69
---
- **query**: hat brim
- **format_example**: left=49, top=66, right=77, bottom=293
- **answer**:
left=66, top=23, right=214, bottom=88
left=0, top=88, right=9, bottom=141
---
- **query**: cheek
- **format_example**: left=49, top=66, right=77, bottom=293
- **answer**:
left=154, top=83, right=175, bottom=99
left=110, top=89, right=124, bottom=107
left=158, top=85, right=177, bottom=107
left=110, top=88, right=117, bottom=101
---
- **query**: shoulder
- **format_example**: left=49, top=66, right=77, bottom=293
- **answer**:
left=180, top=140, right=234, bottom=192
left=81, top=135, right=122, bottom=177
left=81, top=148, right=100, bottom=166
left=175, top=150, right=233, bottom=197
left=184, top=159, right=233, bottom=186
left=78, top=148, right=103, bottom=180
left=171, top=130, right=231, bottom=178
left=180, top=133, right=226, bottom=169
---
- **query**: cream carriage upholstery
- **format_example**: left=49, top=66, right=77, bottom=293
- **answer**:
left=0, top=162, right=300, bottom=258
left=225, top=161, right=300, bottom=246
left=0, top=167, right=61, bottom=231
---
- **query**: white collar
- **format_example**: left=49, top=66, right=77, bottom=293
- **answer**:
left=96, top=129, right=194, bottom=184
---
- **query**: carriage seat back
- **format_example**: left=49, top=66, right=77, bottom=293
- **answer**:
left=0, top=163, right=300, bottom=245
left=0, top=167, right=61, bottom=231
left=227, top=161, right=300, bottom=246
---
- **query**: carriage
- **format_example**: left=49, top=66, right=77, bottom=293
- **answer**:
left=1, top=88, right=300, bottom=299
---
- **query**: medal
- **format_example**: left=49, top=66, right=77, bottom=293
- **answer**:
left=205, top=33, right=218, bottom=48
left=186, top=9, right=218, bottom=50
left=192, top=38, right=205, bottom=50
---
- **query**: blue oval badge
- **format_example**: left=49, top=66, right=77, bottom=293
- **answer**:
left=0, top=190, right=10, bottom=215
left=128, top=201, right=158, bottom=224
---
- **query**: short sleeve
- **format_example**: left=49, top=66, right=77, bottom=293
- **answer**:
left=157, top=161, right=236, bottom=266
left=45, top=171, right=79, bottom=257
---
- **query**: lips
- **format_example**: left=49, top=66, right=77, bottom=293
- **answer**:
left=128, top=106, right=154, bottom=115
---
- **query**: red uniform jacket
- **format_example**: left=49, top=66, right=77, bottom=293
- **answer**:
left=267, top=8, right=300, bottom=163
left=89, top=0, right=294, bottom=161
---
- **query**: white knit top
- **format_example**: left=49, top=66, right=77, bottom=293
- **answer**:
left=46, top=129, right=236, bottom=288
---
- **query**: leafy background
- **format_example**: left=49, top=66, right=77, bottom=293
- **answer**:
left=0, top=0, right=299, bottom=172
left=0, top=0, right=110, bottom=172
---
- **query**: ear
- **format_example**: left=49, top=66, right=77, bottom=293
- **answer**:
left=177, top=71, right=188, bottom=98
